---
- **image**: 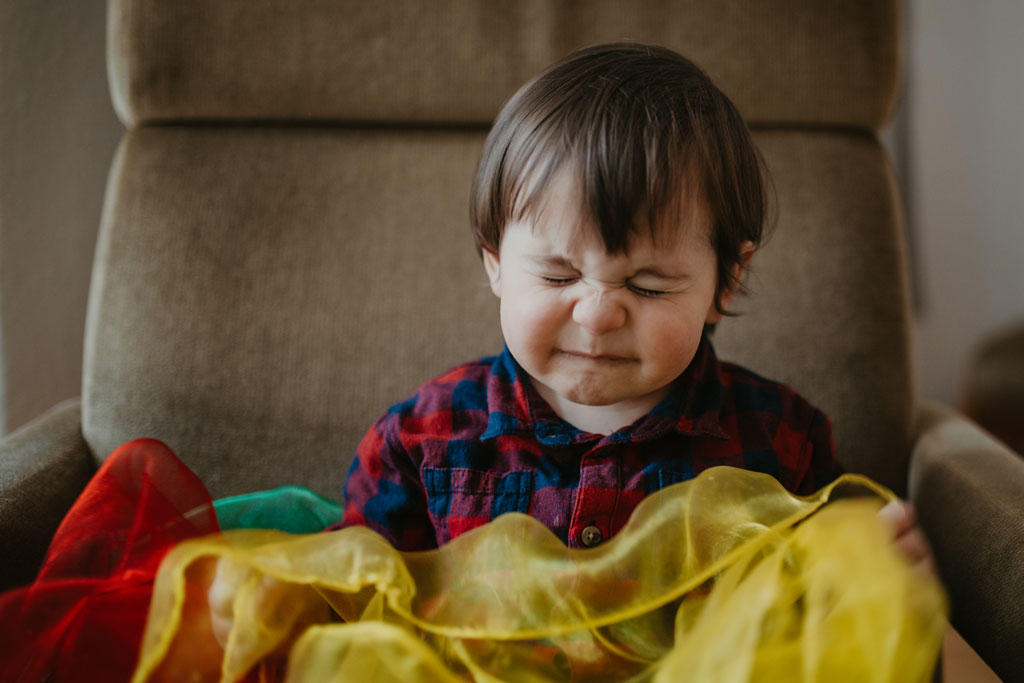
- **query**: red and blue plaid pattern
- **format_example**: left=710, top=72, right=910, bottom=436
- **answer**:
left=340, top=337, right=841, bottom=550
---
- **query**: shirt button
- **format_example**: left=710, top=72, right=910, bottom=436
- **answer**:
left=580, top=525, right=603, bottom=548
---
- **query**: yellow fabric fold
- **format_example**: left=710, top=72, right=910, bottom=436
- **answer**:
left=132, top=467, right=947, bottom=683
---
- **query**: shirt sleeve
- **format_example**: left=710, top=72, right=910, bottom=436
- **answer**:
left=793, top=409, right=844, bottom=496
left=337, top=411, right=438, bottom=551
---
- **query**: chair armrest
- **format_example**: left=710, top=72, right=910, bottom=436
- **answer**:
left=0, top=398, right=95, bottom=590
left=909, top=401, right=1024, bottom=683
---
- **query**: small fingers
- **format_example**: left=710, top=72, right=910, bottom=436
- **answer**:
left=207, top=557, right=253, bottom=648
left=894, top=527, right=936, bottom=574
left=877, top=500, right=917, bottom=537
left=878, top=500, right=937, bottom=578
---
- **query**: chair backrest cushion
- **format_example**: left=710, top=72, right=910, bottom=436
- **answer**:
left=86, top=0, right=910, bottom=498
left=85, top=127, right=502, bottom=496
left=109, top=0, right=899, bottom=130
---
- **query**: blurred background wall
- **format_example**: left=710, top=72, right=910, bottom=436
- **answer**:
left=1, top=1, right=1022, bottom=436
left=0, top=2, right=122, bottom=434
left=905, top=0, right=1024, bottom=406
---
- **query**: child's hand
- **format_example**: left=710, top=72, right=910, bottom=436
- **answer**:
left=207, top=556, right=294, bottom=649
left=207, top=556, right=246, bottom=649
left=877, top=500, right=936, bottom=577
left=207, top=556, right=329, bottom=653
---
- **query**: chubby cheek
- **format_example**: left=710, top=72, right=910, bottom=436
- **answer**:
left=639, top=314, right=704, bottom=380
left=499, top=293, right=566, bottom=364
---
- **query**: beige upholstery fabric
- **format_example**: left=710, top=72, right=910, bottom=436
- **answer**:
left=108, top=0, right=899, bottom=130
left=83, top=129, right=913, bottom=499
left=88, top=0, right=908, bottom=500
left=717, top=131, right=914, bottom=493
left=911, top=403, right=1024, bottom=679
left=84, top=127, right=502, bottom=497
left=0, top=399, right=93, bottom=589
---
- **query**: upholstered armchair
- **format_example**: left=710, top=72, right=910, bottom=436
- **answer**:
left=2, top=1, right=1021, bottom=679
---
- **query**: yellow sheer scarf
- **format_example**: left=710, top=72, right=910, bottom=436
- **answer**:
left=131, top=467, right=946, bottom=682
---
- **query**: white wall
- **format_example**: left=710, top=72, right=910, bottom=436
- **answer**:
left=0, top=3, right=122, bottom=434
left=906, top=0, right=1024, bottom=405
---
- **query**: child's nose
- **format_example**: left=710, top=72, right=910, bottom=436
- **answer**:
left=572, top=288, right=627, bottom=334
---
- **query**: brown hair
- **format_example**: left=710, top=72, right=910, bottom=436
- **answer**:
left=469, top=42, right=770, bottom=314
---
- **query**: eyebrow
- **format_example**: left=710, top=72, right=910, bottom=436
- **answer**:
left=528, top=255, right=575, bottom=268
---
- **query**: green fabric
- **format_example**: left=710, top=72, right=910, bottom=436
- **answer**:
left=213, top=486, right=343, bottom=534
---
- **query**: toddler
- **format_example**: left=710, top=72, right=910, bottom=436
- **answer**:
left=344, top=42, right=841, bottom=551
left=210, top=41, right=933, bottom=649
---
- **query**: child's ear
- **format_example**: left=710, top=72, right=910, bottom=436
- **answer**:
left=705, top=241, right=756, bottom=324
left=482, top=248, right=502, bottom=297
left=735, top=240, right=757, bottom=276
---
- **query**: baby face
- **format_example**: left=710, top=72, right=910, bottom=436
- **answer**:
left=483, top=170, right=732, bottom=432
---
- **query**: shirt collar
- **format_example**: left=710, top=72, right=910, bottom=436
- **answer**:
left=481, top=336, right=729, bottom=445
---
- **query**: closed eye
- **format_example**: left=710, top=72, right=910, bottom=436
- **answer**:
left=541, top=276, right=578, bottom=286
left=543, top=277, right=666, bottom=296
left=628, top=283, right=667, bottom=298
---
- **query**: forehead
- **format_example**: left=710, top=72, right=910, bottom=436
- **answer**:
left=504, top=188, right=715, bottom=281
left=514, top=165, right=712, bottom=255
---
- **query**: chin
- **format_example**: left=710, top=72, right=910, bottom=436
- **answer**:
left=559, top=384, right=629, bottom=407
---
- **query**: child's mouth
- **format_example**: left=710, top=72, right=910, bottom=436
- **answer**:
left=561, top=350, right=633, bottom=362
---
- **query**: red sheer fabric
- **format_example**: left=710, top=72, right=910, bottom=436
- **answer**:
left=0, top=439, right=219, bottom=682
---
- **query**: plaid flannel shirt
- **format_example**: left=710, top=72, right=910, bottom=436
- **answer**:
left=340, top=336, right=842, bottom=550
